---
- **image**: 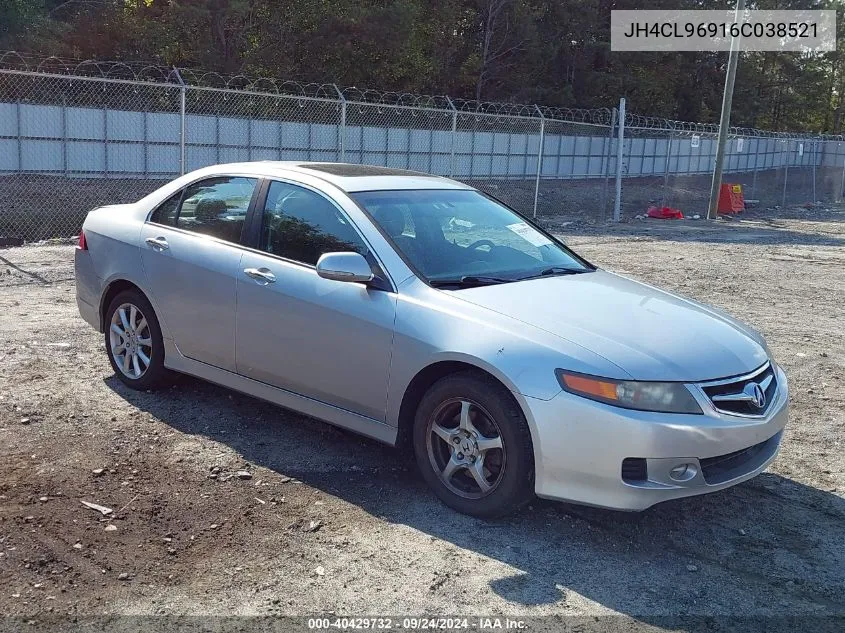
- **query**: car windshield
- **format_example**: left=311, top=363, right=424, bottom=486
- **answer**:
left=351, top=189, right=592, bottom=286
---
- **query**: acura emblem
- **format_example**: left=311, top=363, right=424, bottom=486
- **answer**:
left=743, top=381, right=766, bottom=409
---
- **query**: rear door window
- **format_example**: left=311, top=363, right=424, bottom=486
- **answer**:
left=150, top=191, right=181, bottom=226
left=176, top=177, right=258, bottom=243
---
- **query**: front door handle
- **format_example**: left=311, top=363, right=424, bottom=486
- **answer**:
left=145, top=236, right=169, bottom=250
left=244, top=267, right=276, bottom=283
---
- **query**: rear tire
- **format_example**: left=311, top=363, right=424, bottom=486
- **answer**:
left=413, top=371, right=534, bottom=518
left=104, top=289, right=172, bottom=390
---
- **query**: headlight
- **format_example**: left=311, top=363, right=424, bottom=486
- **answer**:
left=556, top=370, right=702, bottom=414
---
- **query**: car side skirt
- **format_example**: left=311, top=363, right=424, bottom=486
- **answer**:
left=163, top=340, right=398, bottom=445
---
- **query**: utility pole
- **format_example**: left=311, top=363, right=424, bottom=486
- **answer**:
left=173, top=67, right=187, bottom=176
left=707, top=0, right=746, bottom=219
left=613, top=97, right=625, bottom=221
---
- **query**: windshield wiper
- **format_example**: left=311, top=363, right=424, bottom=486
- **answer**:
left=430, top=275, right=514, bottom=288
left=516, top=266, right=587, bottom=281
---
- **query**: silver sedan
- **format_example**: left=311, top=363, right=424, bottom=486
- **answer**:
left=74, top=162, right=788, bottom=517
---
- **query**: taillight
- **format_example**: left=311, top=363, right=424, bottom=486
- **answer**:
left=78, top=230, right=88, bottom=250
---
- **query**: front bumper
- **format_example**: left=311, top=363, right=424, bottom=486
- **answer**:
left=524, top=364, right=789, bottom=511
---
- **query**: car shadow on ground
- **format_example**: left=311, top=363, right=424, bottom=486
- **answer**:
left=106, top=375, right=845, bottom=621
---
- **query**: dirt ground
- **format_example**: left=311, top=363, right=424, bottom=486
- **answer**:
left=1, top=206, right=844, bottom=628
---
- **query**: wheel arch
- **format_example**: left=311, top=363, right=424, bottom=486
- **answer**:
left=394, top=359, right=529, bottom=452
left=99, top=279, right=151, bottom=333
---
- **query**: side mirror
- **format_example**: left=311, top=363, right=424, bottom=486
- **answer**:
left=316, top=252, right=374, bottom=284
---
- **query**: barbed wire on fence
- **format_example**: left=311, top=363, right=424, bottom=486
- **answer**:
left=538, top=106, right=614, bottom=126
left=4, top=50, right=845, bottom=140
left=0, top=50, right=615, bottom=127
left=450, top=100, right=538, bottom=119
left=5, top=49, right=845, bottom=139
left=622, top=110, right=845, bottom=140
left=340, top=88, right=454, bottom=111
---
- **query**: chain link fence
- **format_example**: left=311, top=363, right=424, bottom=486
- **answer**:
left=0, top=69, right=182, bottom=240
left=536, top=108, right=618, bottom=224
left=452, top=103, right=542, bottom=217
left=2, top=52, right=845, bottom=242
left=615, top=115, right=845, bottom=220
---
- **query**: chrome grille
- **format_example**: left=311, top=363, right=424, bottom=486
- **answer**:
left=700, top=363, right=777, bottom=417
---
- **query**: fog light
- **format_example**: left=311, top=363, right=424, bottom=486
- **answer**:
left=669, top=463, right=697, bottom=482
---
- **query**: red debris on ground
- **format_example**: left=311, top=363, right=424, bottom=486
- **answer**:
left=646, top=206, right=684, bottom=219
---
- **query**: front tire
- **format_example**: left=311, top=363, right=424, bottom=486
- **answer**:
left=413, top=371, right=535, bottom=518
left=104, top=290, right=172, bottom=390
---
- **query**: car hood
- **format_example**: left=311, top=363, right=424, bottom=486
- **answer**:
left=451, top=269, right=768, bottom=382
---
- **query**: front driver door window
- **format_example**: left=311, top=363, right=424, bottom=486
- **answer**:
left=259, top=181, right=370, bottom=264
left=235, top=180, right=397, bottom=421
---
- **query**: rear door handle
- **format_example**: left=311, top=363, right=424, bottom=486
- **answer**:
left=244, top=267, right=276, bottom=283
left=145, top=236, right=169, bottom=250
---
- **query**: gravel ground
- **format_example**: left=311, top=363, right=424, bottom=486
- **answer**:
left=1, top=207, right=844, bottom=627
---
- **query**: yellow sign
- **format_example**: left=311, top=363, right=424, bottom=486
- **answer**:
left=731, top=184, right=742, bottom=193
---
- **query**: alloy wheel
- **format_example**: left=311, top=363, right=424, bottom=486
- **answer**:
left=109, top=302, right=153, bottom=380
left=425, top=398, right=506, bottom=499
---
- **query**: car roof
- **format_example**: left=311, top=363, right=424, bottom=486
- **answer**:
left=201, top=161, right=473, bottom=193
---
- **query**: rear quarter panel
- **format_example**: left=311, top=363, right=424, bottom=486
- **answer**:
left=81, top=203, right=166, bottom=336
